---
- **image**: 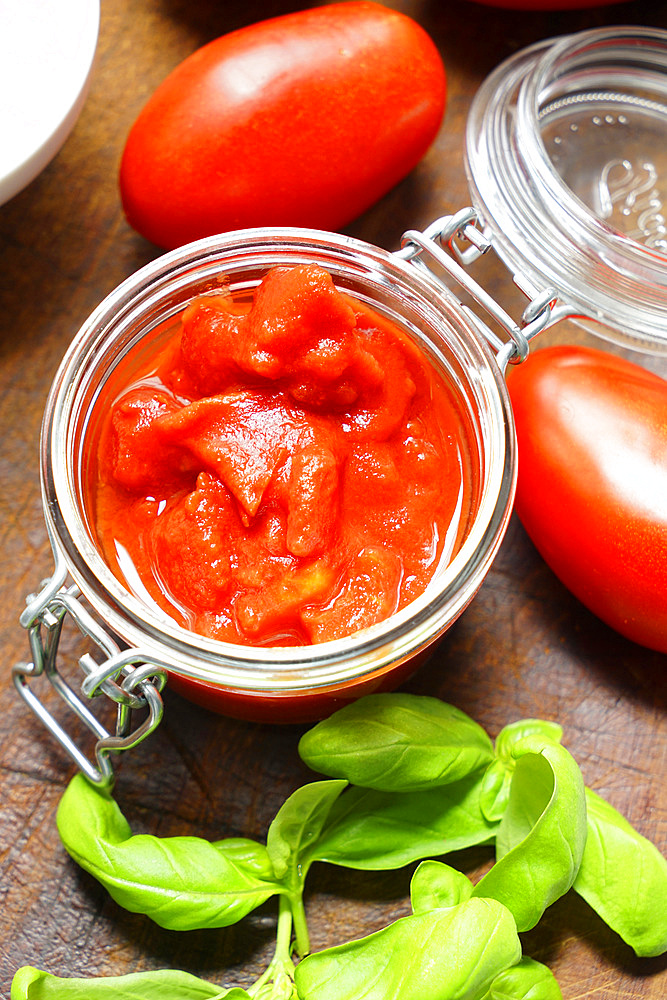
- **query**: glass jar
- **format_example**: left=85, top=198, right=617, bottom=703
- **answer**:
left=16, top=227, right=521, bottom=782
left=466, top=24, right=667, bottom=355
left=15, top=25, right=667, bottom=785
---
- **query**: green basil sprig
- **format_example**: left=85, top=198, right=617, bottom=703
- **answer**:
left=266, top=779, right=348, bottom=950
left=477, top=715, right=667, bottom=952
left=14, top=692, right=666, bottom=1000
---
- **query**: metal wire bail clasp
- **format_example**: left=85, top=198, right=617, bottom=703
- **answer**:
left=397, top=208, right=567, bottom=370
left=13, top=547, right=167, bottom=787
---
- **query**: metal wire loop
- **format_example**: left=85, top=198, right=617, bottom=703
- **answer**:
left=81, top=648, right=169, bottom=701
left=20, top=556, right=68, bottom=629
left=92, top=679, right=164, bottom=773
left=14, top=567, right=167, bottom=787
left=397, top=209, right=564, bottom=371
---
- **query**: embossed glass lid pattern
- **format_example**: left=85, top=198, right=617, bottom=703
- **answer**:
left=465, top=27, right=667, bottom=353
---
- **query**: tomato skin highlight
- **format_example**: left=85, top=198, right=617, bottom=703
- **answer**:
left=470, top=1, right=624, bottom=9
left=507, top=345, right=667, bottom=654
left=119, top=2, right=446, bottom=249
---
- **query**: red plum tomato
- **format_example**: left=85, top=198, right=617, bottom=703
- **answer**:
left=119, top=3, right=446, bottom=249
left=507, top=345, right=667, bottom=654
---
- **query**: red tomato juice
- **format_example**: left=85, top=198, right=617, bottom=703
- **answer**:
left=87, top=264, right=479, bottom=706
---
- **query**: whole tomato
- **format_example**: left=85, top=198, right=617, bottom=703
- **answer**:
left=120, top=2, right=446, bottom=249
left=507, top=345, right=667, bottom=654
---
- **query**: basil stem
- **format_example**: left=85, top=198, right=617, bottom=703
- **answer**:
left=57, top=774, right=281, bottom=931
left=265, top=780, right=347, bottom=955
left=473, top=735, right=587, bottom=931
left=248, top=895, right=299, bottom=999
left=573, top=787, right=667, bottom=957
left=298, top=693, right=494, bottom=792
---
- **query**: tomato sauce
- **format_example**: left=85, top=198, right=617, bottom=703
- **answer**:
left=90, top=264, right=476, bottom=648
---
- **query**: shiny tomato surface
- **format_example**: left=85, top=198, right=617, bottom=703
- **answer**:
left=92, top=264, right=476, bottom=648
left=119, top=3, right=446, bottom=249
left=508, top=345, right=667, bottom=654
left=469, top=0, right=625, bottom=8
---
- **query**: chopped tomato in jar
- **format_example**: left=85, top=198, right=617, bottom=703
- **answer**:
left=92, top=264, right=476, bottom=646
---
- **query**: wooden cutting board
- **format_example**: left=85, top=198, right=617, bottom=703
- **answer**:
left=0, top=1, right=665, bottom=997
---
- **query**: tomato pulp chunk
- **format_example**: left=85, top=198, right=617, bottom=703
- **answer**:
left=92, top=265, right=477, bottom=647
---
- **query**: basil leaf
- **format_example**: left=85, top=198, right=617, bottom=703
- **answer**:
left=298, top=694, right=494, bottom=791
left=479, top=761, right=510, bottom=824
left=574, top=787, right=667, bottom=957
left=410, top=860, right=473, bottom=913
left=211, top=838, right=278, bottom=881
left=484, top=957, right=563, bottom=1000
left=473, top=736, right=586, bottom=931
left=481, top=721, right=564, bottom=823
left=266, top=780, right=347, bottom=882
left=308, top=772, right=498, bottom=870
left=495, top=721, right=563, bottom=761
left=56, top=774, right=279, bottom=930
left=10, top=966, right=233, bottom=999
left=294, top=898, right=521, bottom=1000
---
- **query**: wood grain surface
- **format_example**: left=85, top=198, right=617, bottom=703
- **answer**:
left=1, top=1, right=666, bottom=997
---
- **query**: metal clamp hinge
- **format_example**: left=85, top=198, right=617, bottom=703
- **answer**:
left=397, top=208, right=569, bottom=370
left=14, top=559, right=167, bottom=788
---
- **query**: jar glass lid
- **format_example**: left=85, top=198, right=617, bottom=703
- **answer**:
left=465, top=26, right=667, bottom=354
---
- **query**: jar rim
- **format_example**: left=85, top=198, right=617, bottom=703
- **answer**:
left=42, top=227, right=516, bottom=693
left=465, top=25, right=667, bottom=355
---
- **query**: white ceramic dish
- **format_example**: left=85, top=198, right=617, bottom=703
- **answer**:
left=0, top=0, right=100, bottom=207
